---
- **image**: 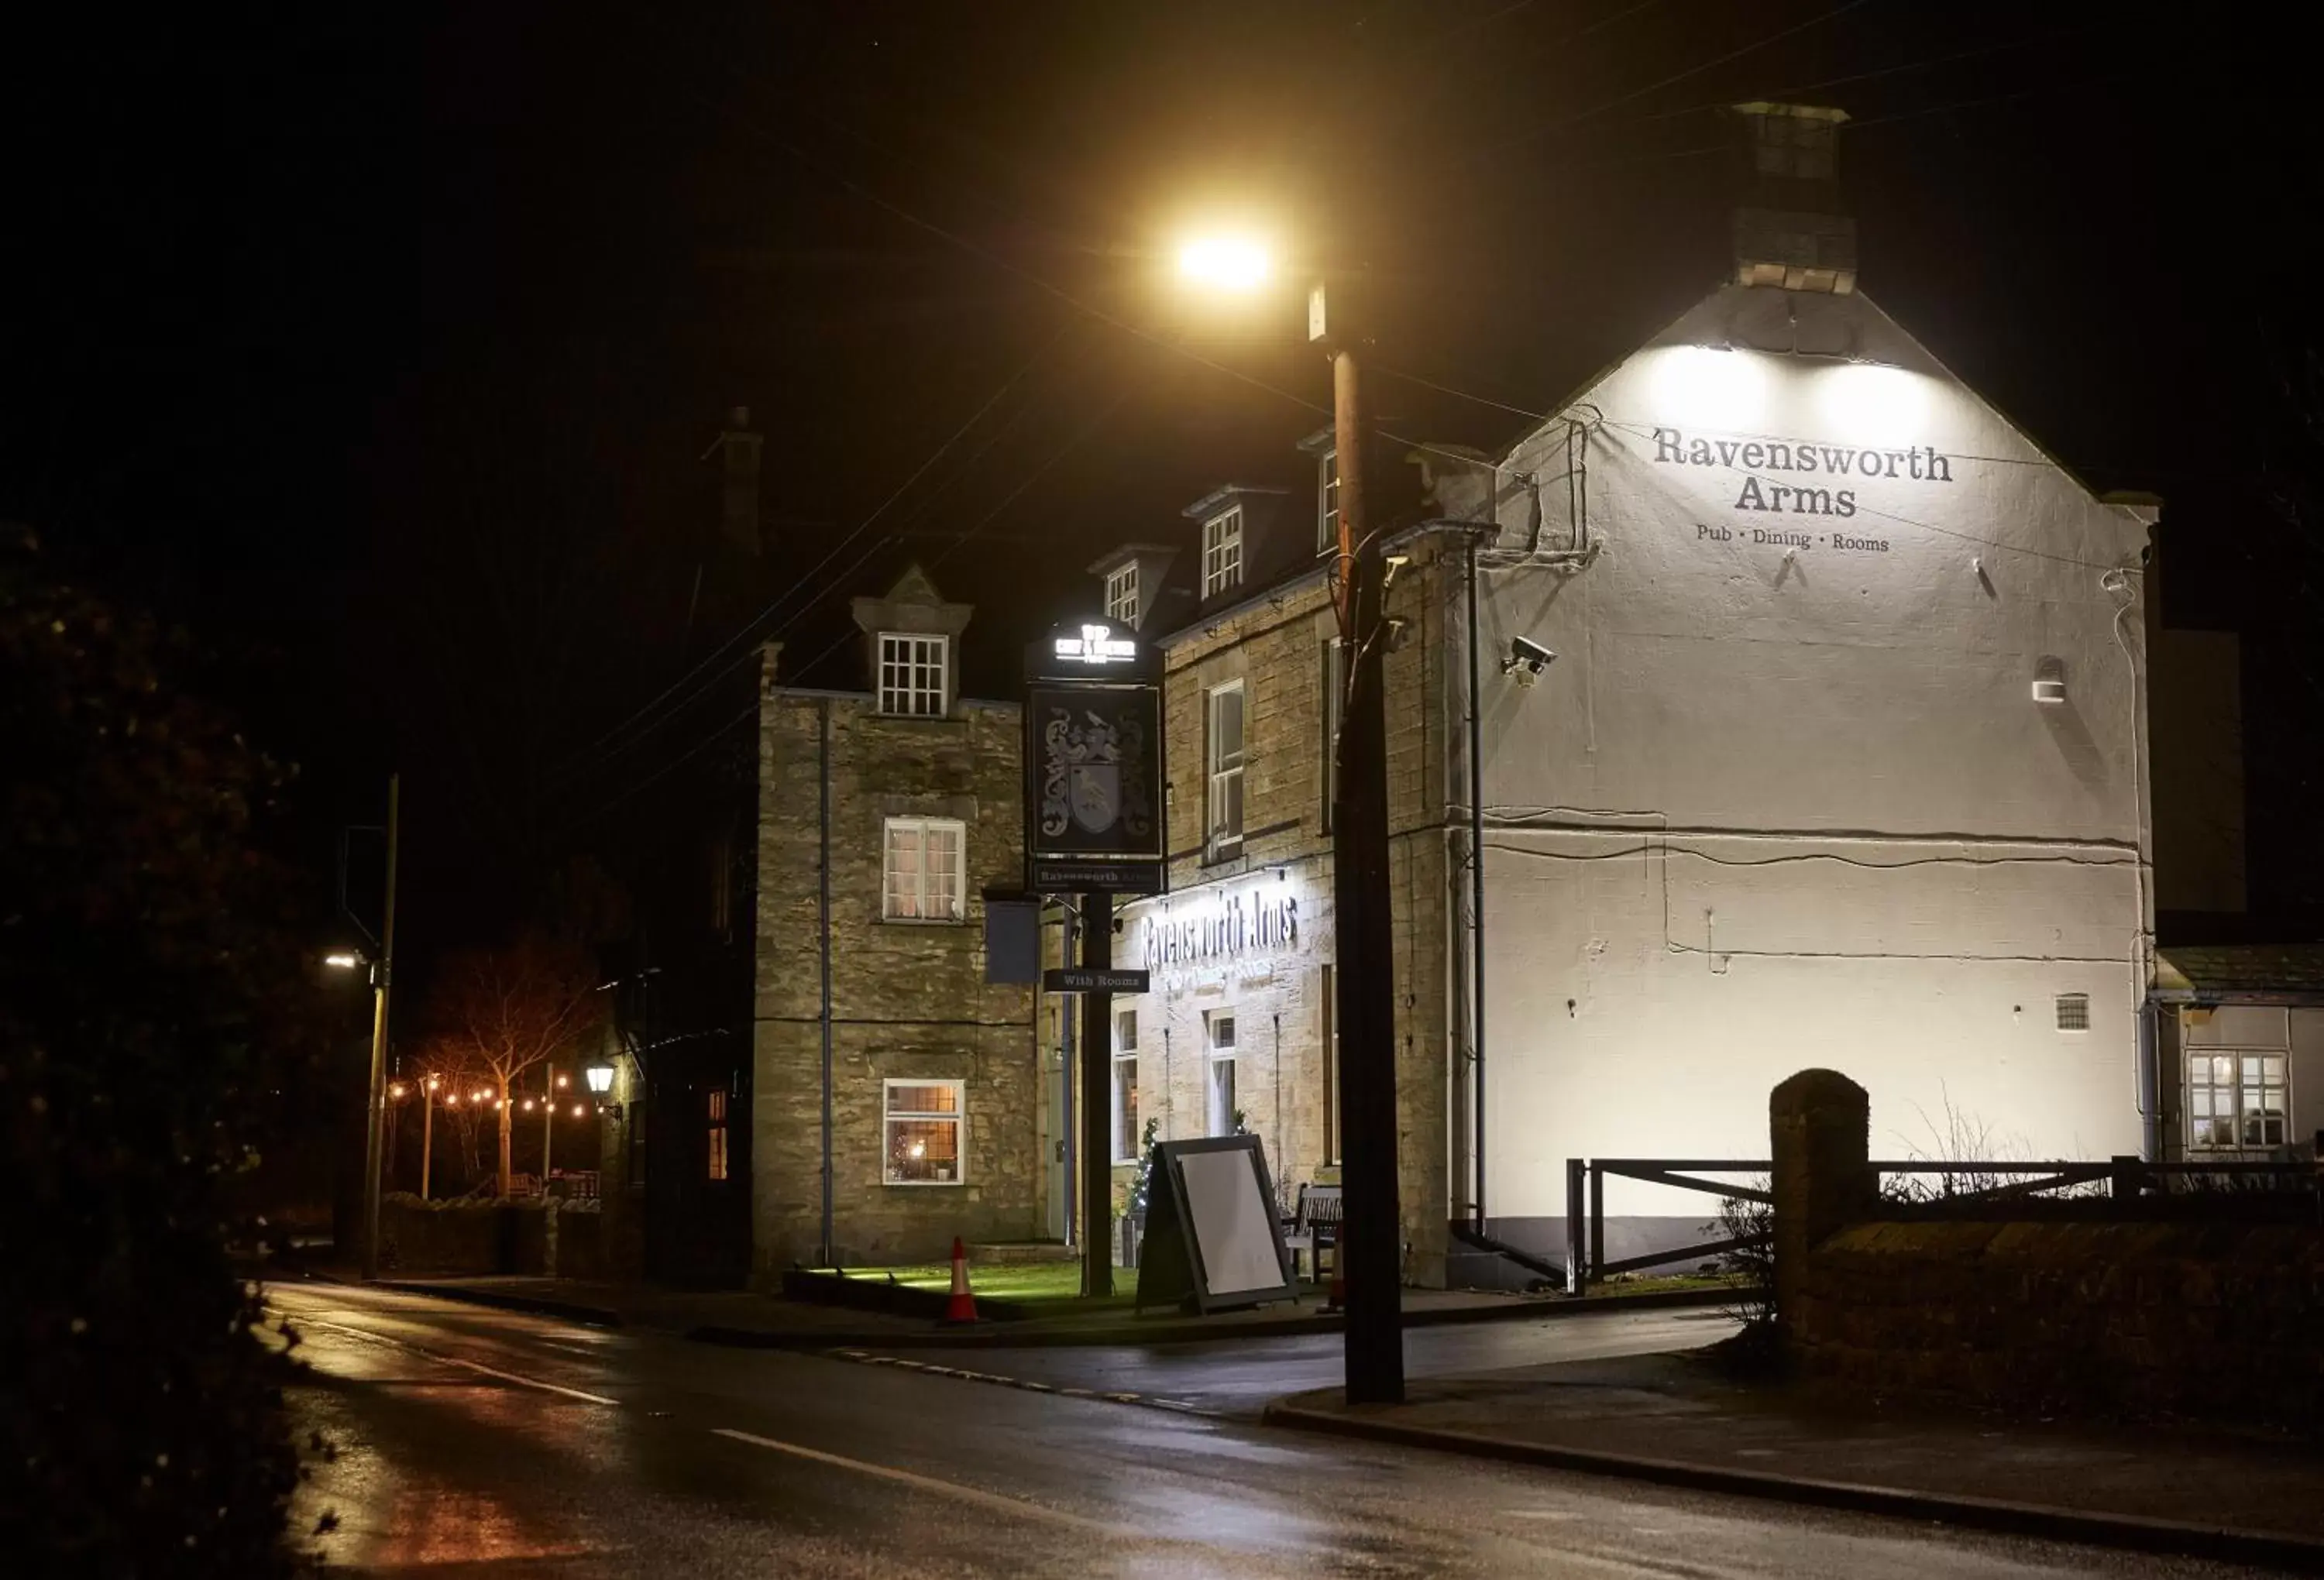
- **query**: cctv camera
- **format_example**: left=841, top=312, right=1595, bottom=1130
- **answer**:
left=1502, top=636, right=1557, bottom=685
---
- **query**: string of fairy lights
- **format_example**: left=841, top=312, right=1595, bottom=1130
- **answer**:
left=384, top=1072, right=599, bottom=1121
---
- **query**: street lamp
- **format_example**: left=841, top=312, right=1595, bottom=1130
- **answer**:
left=1171, top=240, right=1404, bottom=1404
left=1176, top=235, right=1270, bottom=291
left=584, top=1060, right=616, bottom=1095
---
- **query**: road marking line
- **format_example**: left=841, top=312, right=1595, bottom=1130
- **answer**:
left=295, top=1316, right=620, bottom=1407
left=710, top=1427, right=1116, bottom=1534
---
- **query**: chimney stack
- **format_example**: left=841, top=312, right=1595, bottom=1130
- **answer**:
left=718, top=405, right=763, bottom=557
left=1729, top=102, right=1856, bottom=294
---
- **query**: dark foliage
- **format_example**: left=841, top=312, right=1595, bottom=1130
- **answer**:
left=1, top=531, right=324, bottom=1574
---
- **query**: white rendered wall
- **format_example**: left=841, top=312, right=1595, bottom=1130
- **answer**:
left=1463, top=286, right=2156, bottom=1228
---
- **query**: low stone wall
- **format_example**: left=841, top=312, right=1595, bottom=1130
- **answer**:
left=378, top=1195, right=603, bottom=1277
left=1796, top=1218, right=2324, bottom=1425
left=1772, top=1069, right=2324, bottom=1431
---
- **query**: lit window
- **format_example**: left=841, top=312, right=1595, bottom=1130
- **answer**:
left=884, top=1079, right=964, bottom=1184
left=1112, top=1008, right=1140, bottom=1163
left=1317, top=448, right=1339, bottom=554
left=1105, top=562, right=1140, bottom=626
left=2054, top=993, right=2090, bottom=1032
left=878, top=631, right=948, bottom=717
left=1206, top=1011, right=1238, bottom=1136
left=1202, top=507, right=1244, bottom=599
left=706, top=1088, right=729, bottom=1181
left=2188, top=1053, right=2288, bottom=1152
left=1206, top=682, right=1245, bottom=857
left=882, top=816, right=965, bottom=921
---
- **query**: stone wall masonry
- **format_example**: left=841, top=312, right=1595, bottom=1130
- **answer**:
left=753, top=690, right=1039, bottom=1275
left=1114, top=555, right=1458, bottom=1283
left=1776, top=1069, right=2324, bottom=1431
left=1797, top=1218, right=2324, bottom=1429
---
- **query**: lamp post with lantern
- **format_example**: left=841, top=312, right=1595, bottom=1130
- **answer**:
left=1171, top=239, right=1405, bottom=1403
left=323, top=773, right=400, bottom=1281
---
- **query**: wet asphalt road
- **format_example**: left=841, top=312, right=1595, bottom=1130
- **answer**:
left=270, top=1282, right=2270, bottom=1578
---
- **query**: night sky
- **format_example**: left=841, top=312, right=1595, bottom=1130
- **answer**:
left=6, top=1, right=2317, bottom=971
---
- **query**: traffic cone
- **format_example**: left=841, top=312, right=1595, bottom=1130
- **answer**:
left=940, top=1236, right=979, bottom=1325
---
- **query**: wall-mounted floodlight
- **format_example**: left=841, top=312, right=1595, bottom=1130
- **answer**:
left=1503, top=637, right=1557, bottom=687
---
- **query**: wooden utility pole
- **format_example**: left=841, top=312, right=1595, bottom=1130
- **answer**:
left=1324, top=300, right=1406, bottom=1404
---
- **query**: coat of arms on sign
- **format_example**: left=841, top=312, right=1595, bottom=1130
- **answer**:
left=1039, top=705, right=1152, bottom=843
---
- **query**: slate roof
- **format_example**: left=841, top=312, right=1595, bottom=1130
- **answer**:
left=2153, top=945, right=2324, bottom=1001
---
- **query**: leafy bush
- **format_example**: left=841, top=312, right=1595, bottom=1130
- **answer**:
left=2, top=534, right=324, bottom=1573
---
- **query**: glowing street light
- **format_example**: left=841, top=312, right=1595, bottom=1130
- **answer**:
left=584, top=1061, right=616, bottom=1095
left=1169, top=232, right=1403, bottom=1403
left=323, top=951, right=364, bottom=970
left=1176, top=235, right=1270, bottom=292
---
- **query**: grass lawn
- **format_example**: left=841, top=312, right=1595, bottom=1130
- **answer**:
left=820, top=1262, right=1106, bottom=1304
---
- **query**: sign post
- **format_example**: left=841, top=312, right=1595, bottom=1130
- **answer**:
left=1026, top=620, right=1165, bottom=1299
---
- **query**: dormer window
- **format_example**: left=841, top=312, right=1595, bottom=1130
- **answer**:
left=1202, top=507, right=1244, bottom=599
left=877, top=631, right=947, bottom=717
left=1317, top=448, right=1339, bottom=553
left=1105, top=562, right=1140, bottom=626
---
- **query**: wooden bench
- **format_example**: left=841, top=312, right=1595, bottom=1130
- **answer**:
left=1282, top=1183, right=1342, bottom=1283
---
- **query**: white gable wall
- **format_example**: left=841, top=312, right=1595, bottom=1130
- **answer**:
left=1464, top=286, right=2155, bottom=1241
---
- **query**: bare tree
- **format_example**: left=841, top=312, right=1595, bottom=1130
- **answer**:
left=419, top=936, right=604, bottom=1197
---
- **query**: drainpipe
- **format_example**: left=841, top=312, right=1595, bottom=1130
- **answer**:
left=2137, top=997, right=2161, bottom=1163
left=1060, top=902, right=1077, bottom=1246
left=817, top=698, right=834, bottom=1264
left=1467, top=538, right=1489, bottom=1231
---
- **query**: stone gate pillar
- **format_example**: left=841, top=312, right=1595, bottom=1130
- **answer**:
left=1769, top=1069, right=1872, bottom=1348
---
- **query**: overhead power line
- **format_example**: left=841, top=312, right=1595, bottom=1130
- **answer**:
left=1456, top=0, right=1885, bottom=169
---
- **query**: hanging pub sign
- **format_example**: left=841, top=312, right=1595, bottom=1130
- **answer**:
left=1023, top=618, right=1166, bottom=896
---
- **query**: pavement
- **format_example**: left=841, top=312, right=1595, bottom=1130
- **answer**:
left=324, top=1265, right=1739, bottom=1348
left=1267, top=1350, right=2324, bottom=1571
left=264, top=1279, right=2280, bottom=1578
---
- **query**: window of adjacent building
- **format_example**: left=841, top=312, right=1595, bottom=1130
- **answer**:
left=1317, top=448, right=1339, bottom=554
left=1319, top=963, right=1339, bottom=1166
left=2188, top=1053, right=2288, bottom=1152
left=1206, top=682, right=1246, bottom=857
left=885, top=1079, right=964, bottom=1184
left=2054, top=993, right=2090, bottom=1032
left=1202, top=507, right=1244, bottom=599
left=877, top=631, right=947, bottom=717
left=1321, top=637, right=1343, bottom=834
left=709, top=828, right=734, bottom=941
left=1206, top=1011, right=1239, bottom=1136
left=1112, top=1007, right=1140, bottom=1163
left=706, top=1088, right=730, bottom=1182
left=1105, top=562, right=1140, bottom=627
left=882, top=816, right=965, bottom=921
